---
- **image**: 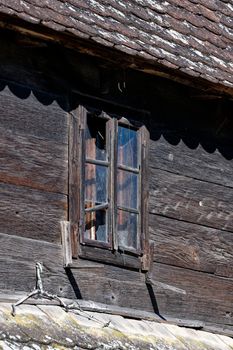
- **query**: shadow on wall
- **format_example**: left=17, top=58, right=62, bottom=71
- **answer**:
left=0, top=24, right=233, bottom=159
left=2, top=77, right=233, bottom=160
left=65, top=268, right=82, bottom=300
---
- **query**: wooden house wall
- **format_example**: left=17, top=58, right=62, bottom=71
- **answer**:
left=0, top=29, right=232, bottom=335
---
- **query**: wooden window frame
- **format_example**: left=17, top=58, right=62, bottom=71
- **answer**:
left=68, top=105, right=150, bottom=270
left=80, top=112, right=113, bottom=250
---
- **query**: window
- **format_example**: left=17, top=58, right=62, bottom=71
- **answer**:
left=68, top=106, right=151, bottom=270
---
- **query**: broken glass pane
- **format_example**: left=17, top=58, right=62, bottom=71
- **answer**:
left=117, top=210, right=138, bottom=249
left=117, top=126, right=138, bottom=169
left=117, top=169, right=138, bottom=209
left=84, top=208, right=108, bottom=242
left=86, top=114, right=107, bottom=161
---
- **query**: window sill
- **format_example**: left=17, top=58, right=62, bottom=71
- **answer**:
left=77, top=245, right=142, bottom=270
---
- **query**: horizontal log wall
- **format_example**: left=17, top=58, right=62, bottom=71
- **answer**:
left=0, top=30, right=232, bottom=336
left=0, top=86, right=68, bottom=245
left=151, top=263, right=233, bottom=330
left=0, top=86, right=232, bottom=334
left=0, top=232, right=232, bottom=335
left=0, top=125, right=67, bottom=193
left=148, top=134, right=233, bottom=332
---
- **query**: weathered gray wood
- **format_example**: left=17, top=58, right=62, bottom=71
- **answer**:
left=0, top=232, right=144, bottom=296
left=149, top=168, right=233, bottom=232
left=69, top=107, right=85, bottom=258
left=78, top=245, right=142, bottom=270
left=103, top=263, right=144, bottom=283
left=0, top=183, right=67, bottom=243
left=150, top=136, right=233, bottom=188
left=1, top=233, right=233, bottom=333
left=1, top=297, right=233, bottom=337
left=146, top=277, right=187, bottom=295
left=199, top=322, right=233, bottom=338
left=0, top=293, right=200, bottom=327
left=149, top=214, right=233, bottom=278
left=0, top=126, right=68, bottom=194
left=0, top=233, right=107, bottom=300
left=141, top=125, right=150, bottom=269
left=0, top=232, right=64, bottom=292
left=61, top=221, right=72, bottom=267
left=151, top=263, right=233, bottom=327
left=0, top=86, right=68, bottom=143
left=0, top=293, right=162, bottom=322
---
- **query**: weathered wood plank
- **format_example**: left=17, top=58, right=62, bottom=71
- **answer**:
left=1, top=233, right=232, bottom=332
left=0, top=232, right=102, bottom=298
left=61, top=220, right=72, bottom=267
left=69, top=107, right=84, bottom=258
left=2, top=295, right=233, bottom=337
left=0, top=126, right=68, bottom=194
left=150, top=136, right=233, bottom=188
left=149, top=168, right=233, bottom=232
left=151, top=263, right=233, bottom=327
left=0, top=85, right=68, bottom=143
left=0, top=233, right=151, bottom=309
left=0, top=233, right=66, bottom=295
left=0, top=232, right=143, bottom=287
left=0, top=293, right=162, bottom=322
left=149, top=214, right=233, bottom=278
left=0, top=183, right=67, bottom=243
left=78, top=245, right=142, bottom=270
left=102, top=263, right=144, bottom=283
left=74, top=274, right=153, bottom=310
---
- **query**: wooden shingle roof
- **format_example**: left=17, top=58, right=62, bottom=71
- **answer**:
left=0, top=1, right=232, bottom=89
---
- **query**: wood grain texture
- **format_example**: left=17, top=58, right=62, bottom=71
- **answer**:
left=0, top=233, right=149, bottom=308
left=151, top=263, right=233, bottom=327
left=149, top=168, right=233, bottom=232
left=61, top=220, right=72, bottom=267
left=150, top=136, right=233, bottom=188
left=0, top=232, right=69, bottom=296
left=78, top=245, right=142, bottom=270
left=1, top=232, right=232, bottom=333
left=149, top=214, right=233, bottom=277
left=0, top=182, right=67, bottom=243
left=69, top=107, right=85, bottom=258
left=0, top=86, right=68, bottom=143
left=0, top=293, right=163, bottom=322
left=0, top=126, right=68, bottom=194
left=140, top=125, right=150, bottom=265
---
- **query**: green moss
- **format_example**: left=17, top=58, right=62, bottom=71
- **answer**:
left=177, top=335, right=209, bottom=350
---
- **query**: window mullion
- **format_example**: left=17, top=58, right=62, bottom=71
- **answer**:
left=79, top=106, right=87, bottom=247
left=85, top=158, right=109, bottom=166
left=109, top=118, right=118, bottom=250
left=137, top=127, right=142, bottom=253
left=117, top=164, right=139, bottom=173
left=117, top=205, right=139, bottom=214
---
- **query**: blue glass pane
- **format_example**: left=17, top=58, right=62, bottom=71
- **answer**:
left=117, top=126, right=138, bottom=169
left=85, top=164, right=107, bottom=204
left=86, top=115, right=107, bottom=161
left=117, top=210, right=138, bottom=249
left=117, top=170, right=138, bottom=209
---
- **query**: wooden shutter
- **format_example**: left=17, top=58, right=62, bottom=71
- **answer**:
left=69, top=105, right=86, bottom=258
left=140, top=125, right=151, bottom=270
